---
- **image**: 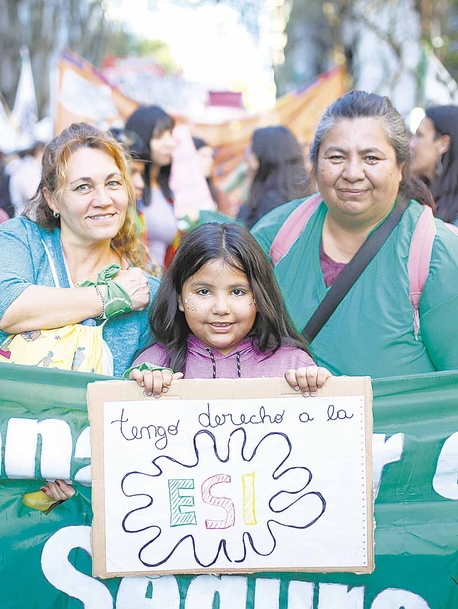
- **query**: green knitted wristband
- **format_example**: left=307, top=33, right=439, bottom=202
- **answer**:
left=123, top=363, right=173, bottom=379
left=77, top=265, right=132, bottom=320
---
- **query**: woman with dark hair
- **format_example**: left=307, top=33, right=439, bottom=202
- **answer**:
left=237, top=125, right=311, bottom=229
left=109, top=127, right=161, bottom=276
left=127, top=222, right=331, bottom=398
left=125, top=105, right=178, bottom=269
left=109, top=127, right=150, bottom=202
left=252, top=91, right=458, bottom=378
left=192, top=136, right=219, bottom=204
left=410, top=105, right=458, bottom=224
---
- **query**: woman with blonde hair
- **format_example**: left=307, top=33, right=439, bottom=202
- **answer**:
left=0, top=121, right=159, bottom=378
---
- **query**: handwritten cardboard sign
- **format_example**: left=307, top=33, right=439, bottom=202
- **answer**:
left=87, top=376, right=373, bottom=578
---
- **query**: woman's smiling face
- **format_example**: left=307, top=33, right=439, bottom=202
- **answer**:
left=48, top=147, right=129, bottom=246
left=316, top=117, right=404, bottom=229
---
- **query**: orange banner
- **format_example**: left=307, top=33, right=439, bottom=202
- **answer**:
left=53, top=50, right=345, bottom=213
left=54, top=49, right=139, bottom=136
left=192, top=66, right=345, bottom=186
left=189, top=66, right=345, bottom=212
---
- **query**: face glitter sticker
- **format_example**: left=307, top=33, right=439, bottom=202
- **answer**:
left=184, top=293, right=197, bottom=312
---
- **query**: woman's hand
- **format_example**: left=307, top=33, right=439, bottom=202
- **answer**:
left=113, top=267, right=150, bottom=311
left=129, top=367, right=184, bottom=398
left=41, top=480, right=75, bottom=501
left=284, top=366, right=332, bottom=397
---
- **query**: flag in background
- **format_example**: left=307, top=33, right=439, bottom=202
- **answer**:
left=54, top=49, right=344, bottom=161
left=54, top=48, right=140, bottom=136
left=53, top=49, right=345, bottom=213
left=0, top=90, right=18, bottom=154
left=192, top=66, right=346, bottom=211
left=11, top=46, right=38, bottom=149
left=419, top=43, right=458, bottom=106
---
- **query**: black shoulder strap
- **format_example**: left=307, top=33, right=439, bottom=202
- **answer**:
left=302, top=195, right=409, bottom=343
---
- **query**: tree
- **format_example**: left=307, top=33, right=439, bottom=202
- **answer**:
left=275, top=0, right=458, bottom=109
left=415, top=0, right=458, bottom=82
left=0, top=0, right=122, bottom=118
left=274, top=0, right=338, bottom=96
left=105, top=35, right=181, bottom=76
left=275, top=0, right=422, bottom=115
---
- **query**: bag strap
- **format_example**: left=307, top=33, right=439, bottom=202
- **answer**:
left=41, top=239, right=61, bottom=288
left=408, top=205, right=436, bottom=339
left=408, top=209, right=458, bottom=339
left=302, top=195, right=409, bottom=343
left=270, top=193, right=323, bottom=265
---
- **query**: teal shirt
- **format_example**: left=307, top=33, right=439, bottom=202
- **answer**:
left=252, top=197, right=458, bottom=378
left=0, top=217, right=159, bottom=377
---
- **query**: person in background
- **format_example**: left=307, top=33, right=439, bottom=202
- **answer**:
left=109, top=128, right=149, bottom=202
left=9, top=140, right=45, bottom=216
left=192, top=136, right=219, bottom=204
left=0, top=148, right=20, bottom=219
left=300, top=139, right=317, bottom=191
left=237, top=125, right=311, bottom=230
left=126, top=222, right=331, bottom=398
left=109, top=127, right=161, bottom=276
left=221, top=155, right=250, bottom=217
left=410, top=105, right=458, bottom=225
left=252, top=90, right=458, bottom=378
left=126, top=105, right=178, bottom=270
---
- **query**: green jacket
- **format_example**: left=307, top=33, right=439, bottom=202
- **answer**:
left=252, top=197, right=458, bottom=378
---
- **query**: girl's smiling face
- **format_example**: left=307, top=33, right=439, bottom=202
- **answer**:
left=178, top=258, right=257, bottom=355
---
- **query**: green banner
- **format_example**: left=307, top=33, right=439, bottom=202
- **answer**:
left=1, top=363, right=457, bottom=608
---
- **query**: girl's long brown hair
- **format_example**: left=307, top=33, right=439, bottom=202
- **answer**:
left=151, top=222, right=311, bottom=374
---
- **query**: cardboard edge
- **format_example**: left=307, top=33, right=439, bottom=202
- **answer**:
left=95, top=564, right=375, bottom=579
left=87, top=375, right=375, bottom=577
left=87, top=383, right=108, bottom=577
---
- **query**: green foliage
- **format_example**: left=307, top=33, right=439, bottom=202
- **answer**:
left=104, top=28, right=181, bottom=75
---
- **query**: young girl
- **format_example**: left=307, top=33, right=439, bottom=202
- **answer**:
left=127, top=222, right=332, bottom=397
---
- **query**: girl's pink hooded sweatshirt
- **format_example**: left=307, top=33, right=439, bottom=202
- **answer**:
left=132, top=335, right=314, bottom=379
